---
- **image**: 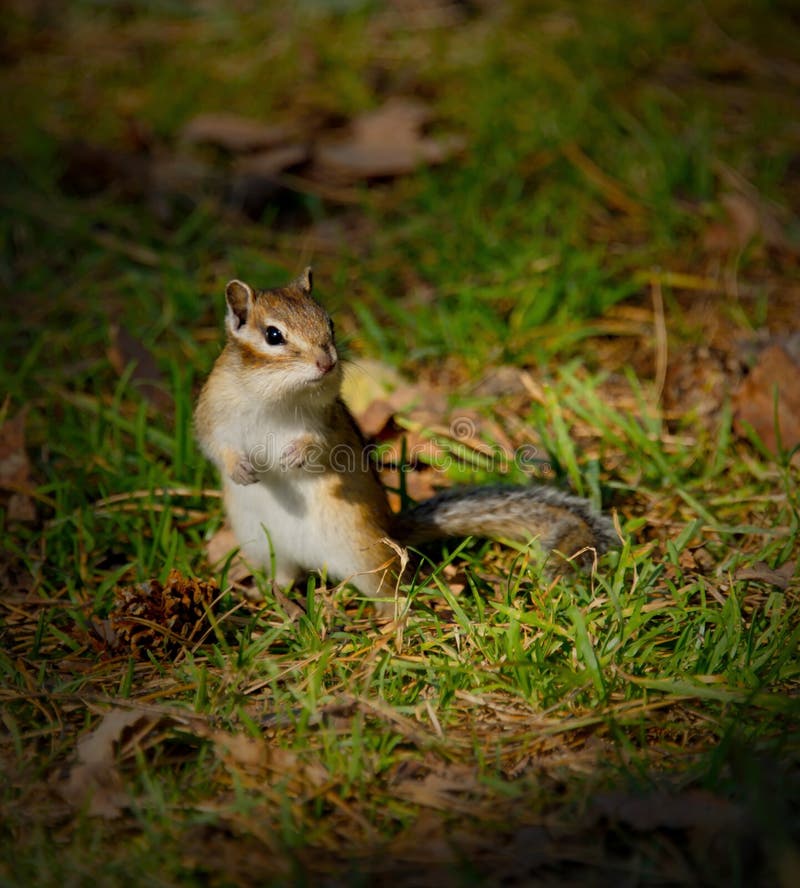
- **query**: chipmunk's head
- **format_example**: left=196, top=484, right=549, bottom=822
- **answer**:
left=224, top=267, right=341, bottom=402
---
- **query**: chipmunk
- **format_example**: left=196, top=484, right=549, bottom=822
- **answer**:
left=195, top=268, right=617, bottom=616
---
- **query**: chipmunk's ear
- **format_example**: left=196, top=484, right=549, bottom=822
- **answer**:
left=289, top=266, right=312, bottom=295
left=225, top=279, right=254, bottom=332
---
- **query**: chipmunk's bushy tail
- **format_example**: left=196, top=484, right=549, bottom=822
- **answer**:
left=393, top=485, right=617, bottom=567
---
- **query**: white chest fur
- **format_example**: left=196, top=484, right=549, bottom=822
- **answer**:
left=221, top=402, right=336, bottom=572
left=221, top=399, right=325, bottom=474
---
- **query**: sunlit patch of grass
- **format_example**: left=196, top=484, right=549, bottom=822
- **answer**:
left=1, top=0, right=799, bottom=884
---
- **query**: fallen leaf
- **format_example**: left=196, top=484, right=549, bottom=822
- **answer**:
left=227, top=143, right=315, bottom=220
left=357, top=398, right=397, bottom=438
left=0, top=407, right=35, bottom=522
left=57, top=704, right=330, bottom=821
left=403, top=468, right=443, bottom=504
left=233, top=144, right=310, bottom=177
left=735, top=559, right=796, bottom=591
left=90, top=618, right=118, bottom=648
left=205, top=525, right=240, bottom=567
left=313, top=97, right=465, bottom=181
left=678, top=546, right=716, bottom=574
left=390, top=761, right=487, bottom=813
left=264, top=747, right=329, bottom=788
left=442, top=563, right=467, bottom=595
left=377, top=429, right=453, bottom=472
left=57, top=708, right=154, bottom=818
left=663, top=345, right=733, bottom=427
left=272, top=584, right=305, bottom=620
left=205, top=525, right=252, bottom=585
left=470, top=365, right=533, bottom=398
left=703, top=191, right=779, bottom=254
left=733, top=343, right=800, bottom=460
left=380, top=467, right=442, bottom=512
left=180, top=113, right=294, bottom=153
left=211, top=731, right=267, bottom=771
left=395, top=383, right=449, bottom=420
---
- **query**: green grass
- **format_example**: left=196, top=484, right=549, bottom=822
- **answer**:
left=2, top=1, right=799, bottom=885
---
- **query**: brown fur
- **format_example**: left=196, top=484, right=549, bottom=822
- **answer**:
left=195, top=269, right=617, bottom=614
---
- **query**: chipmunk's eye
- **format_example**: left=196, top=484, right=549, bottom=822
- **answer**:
left=328, top=319, right=335, bottom=338
left=265, top=326, right=285, bottom=346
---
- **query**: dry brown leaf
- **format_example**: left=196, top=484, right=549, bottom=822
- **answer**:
left=391, top=762, right=486, bottom=813
left=357, top=398, right=397, bottom=438
left=313, top=97, right=465, bottom=181
left=233, top=144, right=310, bottom=177
left=378, top=430, right=453, bottom=471
left=272, top=584, right=305, bottom=621
left=57, top=708, right=154, bottom=818
left=733, top=343, right=800, bottom=459
left=180, top=113, right=294, bottom=153
left=265, top=747, right=329, bottom=788
left=403, top=468, right=444, bottom=504
left=442, top=564, right=467, bottom=595
left=57, top=708, right=298, bottom=817
left=735, top=559, right=796, bottom=591
left=470, top=365, right=533, bottom=398
left=211, top=731, right=267, bottom=771
left=663, top=345, right=732, bottom=427
left=0, top=407, right=35, bottom=522
left=90, top=618, right=118, bottom=648
left=205, top=524, right=252, bottom=585
left=205, top=525, right=240, bottom=567
left=206, top=725, right=328, bottom=788
left=400, top=387, right=450, bottom=422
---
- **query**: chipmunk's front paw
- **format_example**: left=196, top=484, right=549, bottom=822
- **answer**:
left=280, top=435, right=321, bottom=470
left=230, top=454, right=259, bottom=485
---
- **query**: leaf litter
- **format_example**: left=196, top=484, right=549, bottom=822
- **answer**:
left=3, top=2, right=800, bottom=884
left=59, top=97, right=465, bottom=225
left=313, top=97, right=465, bottom=182
left=55, top=702, right=329, bottom=820
left=733, top=341, right=800, bottom=462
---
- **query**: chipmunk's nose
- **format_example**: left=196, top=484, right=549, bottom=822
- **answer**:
left=316, top=346, right=337, bottom=374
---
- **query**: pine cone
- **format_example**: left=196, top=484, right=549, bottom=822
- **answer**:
left=110, top=570, right=217, bottom=659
